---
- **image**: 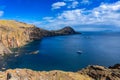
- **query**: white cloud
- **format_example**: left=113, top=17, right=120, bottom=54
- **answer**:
left=64, top=0, right=76, bottom=2
left=52, top=2, right=66, bottom=10
left=67, top=1, right=79, bottom=8
left=34, top=1, right=120, bottom=31
left=81, top=0, right=91, bottom=4
left=0, top=11, right=4, bottom=17
left=43, top=17, right=55, bottom=22
left=99, top=2, right=120, bottom=11
left=58, top=9, right=81, bottom=20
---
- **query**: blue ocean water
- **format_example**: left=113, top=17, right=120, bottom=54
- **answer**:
left=6, top=32, right=120, bottom=71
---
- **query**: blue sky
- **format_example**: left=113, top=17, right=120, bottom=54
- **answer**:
left=0, top=0, right=120, bottom=31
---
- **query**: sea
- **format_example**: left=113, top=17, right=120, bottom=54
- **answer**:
left=3, top=32, right=120, bottom=71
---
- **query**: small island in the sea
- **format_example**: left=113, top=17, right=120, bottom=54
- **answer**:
left=0, top=0, right=120, bottom=80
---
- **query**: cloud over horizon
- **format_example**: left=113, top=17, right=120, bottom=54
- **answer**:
left=0, top=0, right=120, bottom=31
left=32, top=1, right=120, bottom=31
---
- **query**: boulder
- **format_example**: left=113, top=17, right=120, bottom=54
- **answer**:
left=79, top=65, right=120, bottom=80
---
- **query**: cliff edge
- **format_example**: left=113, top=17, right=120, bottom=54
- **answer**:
left=0, top=64, right=120, bottom=80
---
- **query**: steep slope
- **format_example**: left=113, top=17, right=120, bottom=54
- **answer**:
left=28, top=26, right=78, bottom=40
left=0, top=20, right=34, bottom=47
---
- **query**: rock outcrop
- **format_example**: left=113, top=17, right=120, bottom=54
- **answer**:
left=0, top=20, right=78, bottom=56
left=0, top=69, right=92, bottom=80
left=0, top=64, right=120, bottom=80
left=79, top=64, right=120, bottom=80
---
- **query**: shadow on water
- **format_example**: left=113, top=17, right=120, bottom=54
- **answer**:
left=0, top=40, right=41, bottom=71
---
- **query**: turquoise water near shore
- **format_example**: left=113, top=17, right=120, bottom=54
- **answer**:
left=5, top=32, right=120, bottom=71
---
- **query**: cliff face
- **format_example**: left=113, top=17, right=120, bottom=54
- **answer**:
left=0, top=64, right=120, bottom=80
left=0, top=20, right=77, bottom=55
left=0, top=20, right=34, bottom=55
left=0, top=20, right=34, bottom=47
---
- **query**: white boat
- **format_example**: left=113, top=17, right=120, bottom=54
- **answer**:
left=77, top=50, right=83, bottom=54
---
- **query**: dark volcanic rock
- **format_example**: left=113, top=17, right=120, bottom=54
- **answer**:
left=109, top=64, right=120, bottom=69
left=52, top=26, right=77, bottom=35
left=27, top=27, right=51, bottom=40
left=79, top=65, right=120, bottom=80
left=28, top=26, right=79, bottom=40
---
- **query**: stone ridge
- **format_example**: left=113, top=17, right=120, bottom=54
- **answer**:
left=0, top=64, right=120, bottom=80
left=28, top=26, right=78, bottom=40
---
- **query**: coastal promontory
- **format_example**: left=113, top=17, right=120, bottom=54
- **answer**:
left=0, top=20, right=78, bottom=56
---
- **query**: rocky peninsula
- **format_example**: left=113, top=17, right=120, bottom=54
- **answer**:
left=0, top=20, right=78, bottom=56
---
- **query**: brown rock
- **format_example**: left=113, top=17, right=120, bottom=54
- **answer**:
left=109, top=64, right=120, bottom=69
left=0, top=69, right=92, bottom=80
left=79, top=65, right=120, bottom=80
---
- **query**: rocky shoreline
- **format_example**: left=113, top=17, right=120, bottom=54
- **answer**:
left=0, top=64, right=119, bottom=80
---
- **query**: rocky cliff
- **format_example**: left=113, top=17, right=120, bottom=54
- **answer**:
left=0, top=64, right=120, bottom=80
left=0, top=20, right=78, bottom=56
left=79, top=64, right=120, bottom=80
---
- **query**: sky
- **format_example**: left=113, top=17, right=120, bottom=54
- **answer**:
left=0, top=0, right=120, bottom=31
